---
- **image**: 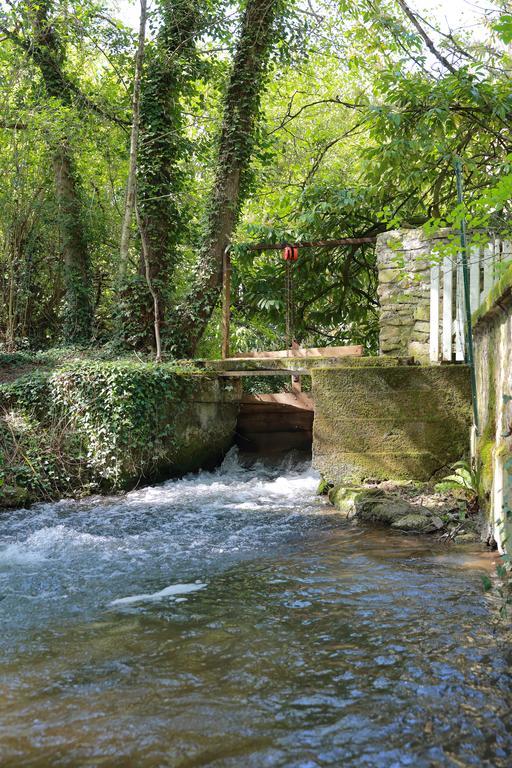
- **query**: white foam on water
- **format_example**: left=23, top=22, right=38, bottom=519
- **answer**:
left=0, top=524, right=117, bottom=566
left=0, top=543, right=47, bottom=565
left=0, top=449, right=324, bottom=616
left=109, top=582, right=207, bottom=606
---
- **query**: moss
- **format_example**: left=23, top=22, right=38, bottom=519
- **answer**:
left=390, top=513, right=432, bottom=531
left=475, top=345, right=497, bottom=510
left=317, top=477, right=333, bottom=496
left=206, top=356, right=410, bottom=375
left=479, top=438, right=495, bottom=494
left=312, top=365, right=472, bottom=485
left=328, top=485, right=362, bottom=514
left=472, top=261, right=512, bottom=327
left=0, top=484, right=32, bottom=509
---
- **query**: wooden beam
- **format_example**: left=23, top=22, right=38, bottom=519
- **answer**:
left=243, top=237, right=376, bottom=252
left=218, top=369, right=308, bottom=376
left=241, top=393, right=314, bottom=411
left=229, top=345, right=363, bottom=359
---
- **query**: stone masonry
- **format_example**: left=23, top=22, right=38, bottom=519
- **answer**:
left=376, top=229, right=449, bottom=363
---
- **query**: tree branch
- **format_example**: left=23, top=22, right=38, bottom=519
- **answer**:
left=396, top=0, right=458, bottom=74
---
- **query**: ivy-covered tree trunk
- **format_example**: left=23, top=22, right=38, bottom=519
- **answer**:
left=29, top=1, right=93, bottom=342
left=132, top=0, right=198, bottom=347
left=170, top=0, right=281, bottom=357
left=119, top=0, right=147, bottom=281
left=52, top=143, right=92, bottom=342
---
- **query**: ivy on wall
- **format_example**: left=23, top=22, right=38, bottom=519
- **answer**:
left=0, top=359, right=203, bottom=504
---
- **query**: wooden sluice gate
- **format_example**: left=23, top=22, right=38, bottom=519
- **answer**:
left=209, top=345, right=364, bottom=456
left=236, top=392, right=314, bottom=455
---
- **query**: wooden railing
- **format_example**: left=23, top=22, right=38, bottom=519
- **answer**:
left=429, top=239, right=511, bottom=363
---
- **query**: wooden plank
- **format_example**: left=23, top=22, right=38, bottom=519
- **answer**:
left=469, top=245, right=480, bottom=314
left=230, top=345, right=363, bottom=360
left=241, top=393, right=314, bottom=411
left=236, top=430, right=312, bottom=454
left=218, top=369, right=308, bottom=377
left=237, top=412, right=314, bottom=434
left=455, top=255, right=465, bottom=361
left=430, top=264, right=440, bottom=363
left=499, top=240, right=512, bottom=281
left=442, top=259, right=453, bottom=361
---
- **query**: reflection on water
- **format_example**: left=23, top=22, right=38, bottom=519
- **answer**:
left=0, top=449, right=510, bottom=767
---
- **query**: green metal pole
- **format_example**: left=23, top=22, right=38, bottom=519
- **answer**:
left=455, top=158, right=479, bottom=433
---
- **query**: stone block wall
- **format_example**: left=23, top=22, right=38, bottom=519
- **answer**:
left=171, top=377, right=242, bottom=476
left=376, top=229, right=449, bottom=363
left=312, top=362, right=472, bottom=485
left=472, top=265, right=512, bottom=553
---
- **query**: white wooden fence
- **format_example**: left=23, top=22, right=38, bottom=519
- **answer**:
left=429, top=239, right=511, bottom=363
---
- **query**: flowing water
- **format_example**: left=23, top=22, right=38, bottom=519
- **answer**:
left=0, top=450, right=510, bottom=767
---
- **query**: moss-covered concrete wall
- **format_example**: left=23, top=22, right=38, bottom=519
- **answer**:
left=170, top=377, right=242, bottom=477
left=472, top=264, right=512, bottom=553
left=312, top=362, right=472, bottom=485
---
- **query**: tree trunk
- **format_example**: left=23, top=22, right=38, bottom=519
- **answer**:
left=169, top=0, right=280, bottom=357
left=52, top=143, right=92, bottom=342
left=135, top=0, right=198, bottom=346
left=119, top=0, right=147, bottom=281
left=136, top=203, right=162, bottom=362
left=29, top=1, right=93, bottom=342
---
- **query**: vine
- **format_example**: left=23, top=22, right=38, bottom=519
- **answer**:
left=169, top=0, right=288, bottom=356
left=120, top=0, right=200, bottom=348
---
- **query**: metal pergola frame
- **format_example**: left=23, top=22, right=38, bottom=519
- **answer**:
left=221, top=235, right=377, bottom=359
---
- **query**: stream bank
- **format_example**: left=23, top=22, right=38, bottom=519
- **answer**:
left=0, top=354, right=241, bottom=508
left=325, top=480, right=484, bottom=543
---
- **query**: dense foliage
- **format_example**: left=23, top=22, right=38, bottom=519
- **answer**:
left=0, top=0, right=511, bottom=356
left=0, top=354, right=204, bottom=503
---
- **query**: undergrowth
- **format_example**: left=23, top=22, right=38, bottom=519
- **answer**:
left=0, top=359, right=205, bottom=506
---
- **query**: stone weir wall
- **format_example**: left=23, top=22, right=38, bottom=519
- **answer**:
left=312, top=360, right=472, bottom=486
left=0, top=362, right=242, bottom=508
left=167, top=377, right=242, bottom=477
left=472, top=265, right=512, bottom=553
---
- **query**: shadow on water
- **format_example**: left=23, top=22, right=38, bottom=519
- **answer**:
left=0, top=449, right=511, bottom=767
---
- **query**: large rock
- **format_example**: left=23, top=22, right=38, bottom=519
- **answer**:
left=354, top=490, right=431, bottom=526
left=391, top=513, right=443, bottom=532
left=327, top=482, right=475, bottom=537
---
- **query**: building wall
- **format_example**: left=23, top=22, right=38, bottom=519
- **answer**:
left=472, top=267, right=512, bottom=553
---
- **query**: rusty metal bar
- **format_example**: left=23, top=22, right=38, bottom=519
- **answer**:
left=243, top=236, right=377, bottom=252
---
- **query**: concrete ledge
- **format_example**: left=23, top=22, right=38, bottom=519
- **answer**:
left=201, top=356, right=415, bottom=375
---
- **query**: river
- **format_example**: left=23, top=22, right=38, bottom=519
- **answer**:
left=0, top=450, right=511, bottom=767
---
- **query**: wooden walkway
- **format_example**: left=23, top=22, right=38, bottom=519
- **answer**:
left=208, top=345, right=364, bottom=379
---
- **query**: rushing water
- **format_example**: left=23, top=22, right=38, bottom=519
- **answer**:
left=0, top=450, right=511, bottom=767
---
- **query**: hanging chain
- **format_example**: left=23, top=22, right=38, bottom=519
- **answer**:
left=285, top=259, right=295, bottom=348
